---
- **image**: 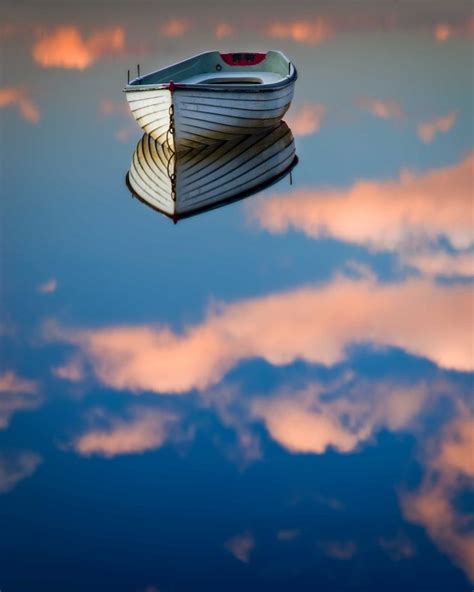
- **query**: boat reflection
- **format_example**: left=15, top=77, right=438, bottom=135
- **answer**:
left=125, top=121, right=297, bottom=222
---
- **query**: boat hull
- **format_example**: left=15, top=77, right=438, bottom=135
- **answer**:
left=126, top=121, right=297, bottom=220
left=125, top=83, right=295, bottom=151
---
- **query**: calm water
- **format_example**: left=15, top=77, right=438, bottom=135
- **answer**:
left=1, top=2, right=473, bottom=591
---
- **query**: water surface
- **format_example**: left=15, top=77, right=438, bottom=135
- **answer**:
left=0, top=2, right=473, bottom=591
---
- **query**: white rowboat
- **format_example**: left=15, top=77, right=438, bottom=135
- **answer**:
left=124, top=51, right=297, bottom=152
left=125, top=121, right=297, bottom=221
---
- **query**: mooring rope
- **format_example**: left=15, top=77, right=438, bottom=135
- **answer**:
left=165, top=103, right=177, bottom=202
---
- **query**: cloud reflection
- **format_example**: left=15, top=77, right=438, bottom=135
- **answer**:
left=416, top=112, right=457, bottom=144
left=249, top=153, right=473, bottom=278
left=0, top=371, right=41, bottom=430
left=47, top=275, right=472, bottom=397
left=215, top=23, right=233, bottom=39
left=251, top=379, right=430, bottom=454
left=73, top=406, right=180, bottom=457
left=32, top=26, right=124, bottom=69
left=357, top=97, right=404, bottom=120
left=0, top=451, right=42, bottom=494
left=37, top=278, right=57, bottom=294
left=379, top=533, right=416, bottom=561
left=225, top=532, right=255, bottom=563
left=285, top=103, right=326, bottom=136
left=320, top=540, right=357, bottom=560
left=159, top=19, right=192, bottom=38
left=0, top=86, right=40, bottom=123
left=402, top=415, right=474, bottom=580
left=267, top=18, right=334, bottom=44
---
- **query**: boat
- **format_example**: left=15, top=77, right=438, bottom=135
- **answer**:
left=125, top=121, right=297, bottom=221
left=124, top=50, right=297, bottom=152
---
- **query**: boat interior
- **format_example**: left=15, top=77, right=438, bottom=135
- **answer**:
left=129, top=50, right=294, bottom=87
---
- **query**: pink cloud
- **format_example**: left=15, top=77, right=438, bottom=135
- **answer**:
left=215, top=23, right=233, bottom=39
left=403, top=250, right=473, bottom=278
left=432, top=21, right=474, bottom=43
left=401, top=415, right=474, bottom=581
left=434, top=24, right=453, bottom=42
left=159, top=19, right=192, bottom=38
left=285, top=103, right=326, bottom=136
left=74, top=407, right=179, bottom=457
left=267, top=18, right=334, bottom=44
left=37, top=278, right=57, bottom=294
left=52, top=357, right=84, bottom=382
left=248, top=153, right=474, bottom=277
left=0, top=371, right=41, bottom=429
left=0, top=86, right=40, bottom=123
left=0, top=371, right=38, bottom=395
left=32, top=25, right=124, bottom=69
left=417, top=112, right=457, bottom=143
left=251, top=379, right=432, bottom=455
left=357, top=97, right=404, bottom=120
left=0, top=451, right=42, bottom=494
left=225, top=532, right=255, bottom=562
left=45, top=275, right=473, bottom=397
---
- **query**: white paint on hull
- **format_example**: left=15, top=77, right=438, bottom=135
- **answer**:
left=125, top=82, right=295, bottom=151
left=127, top=122, right=296, bottom=219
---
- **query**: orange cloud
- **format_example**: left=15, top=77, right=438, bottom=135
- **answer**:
left=417, top=112, right=457, bottom=143
left=0, top=450, right=42, bottom=494
left=46, top=274, right=473, bottom=398
left=0, top=86, right=40, bottom=123
left=434, top=24, right=453, bottom=42
left=285, top=103, right=326, bottom=136
left=32, top=25, right=124, bottom=69
left=357, top=97, right=404, bottom=119
left=225, top=532, right=255, bottom=562
left=267, top=18, right=334, bottom=44
left=215, top=23, right=233, bottom=39
left=37, top=278, right=57, bottom=294
left=249, top=153, right=474, bottom=277
left=0, top=371, right=41, bottom=429
left=401, top=415, right=474, bottom=580
left=159, top=19, right=192, bottom=38
left=74, top=407, right=179, bottom=457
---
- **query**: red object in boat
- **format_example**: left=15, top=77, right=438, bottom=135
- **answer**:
left=220, top=52, right=267, bottom=66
